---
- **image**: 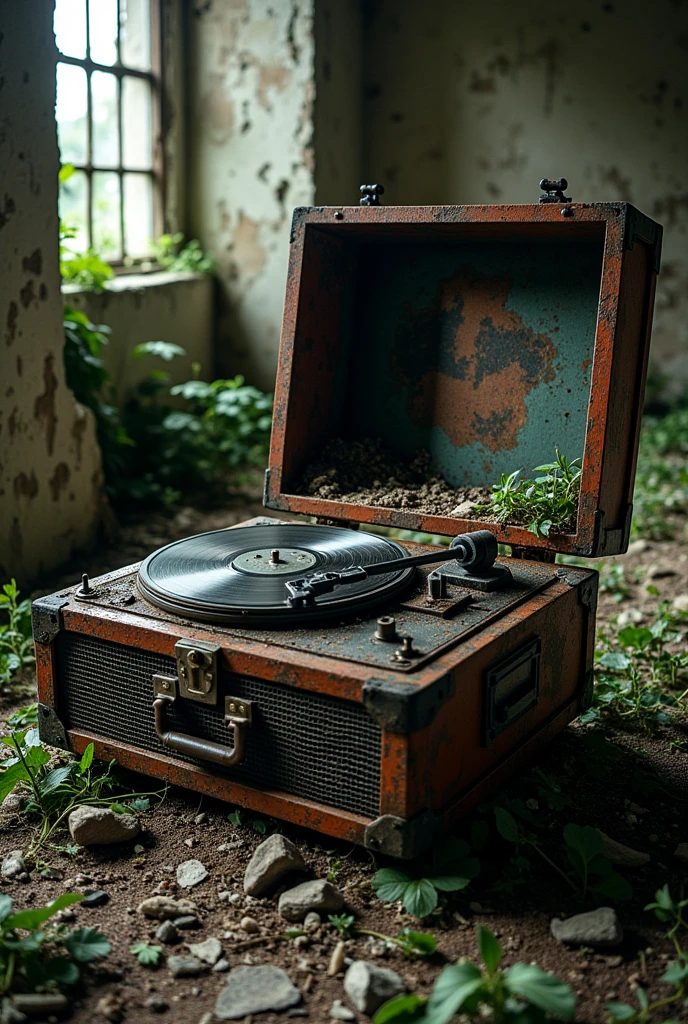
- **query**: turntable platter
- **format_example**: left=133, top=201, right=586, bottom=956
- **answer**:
left=137, top=523, right=416, bottom=626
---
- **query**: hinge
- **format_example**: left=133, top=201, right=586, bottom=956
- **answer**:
left=591, top=506, right=633, bottom=558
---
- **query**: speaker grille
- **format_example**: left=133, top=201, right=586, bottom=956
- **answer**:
left=58, top=633, right=381, bottom=818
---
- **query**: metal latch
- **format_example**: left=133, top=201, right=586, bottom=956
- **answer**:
left=175, top=639, right=220, bottom=705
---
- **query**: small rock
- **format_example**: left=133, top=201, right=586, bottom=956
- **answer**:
left=174, top=915, right=201, bottom=930
left=217, top=840, right=245, bottom=852
left=646, top=564, right=677, bottom=579
left=327, top=940, right=346, bottom=976
left=184, top=837, right=196, bottom=848
left=56, top=907, right=75, bottom=922
left=214, top=965, right=301, bottom=1019
left=449, top=500, right=476, bottom=517
left=551, top=907, right=623, bottom=947
left=525, top=798, right=539, bottom=811
left=138, top=895, right=198, bottom=920
left=243, top=834, right=308, bottom=896
left=294, top=934, right=309, bottom=948
left=40, top=866, right=63, bottom=880
left=628, top=803, right=649, bottom=816
left=95, top=992, right=124, bottom=1023
left=168, top=955, right=204, bottom=978
left=278, top=880, right=345, bottom=922
left=330, top=1001, right=356, bottom=1021
left=1, top=793, right=24, bottom=813
left=68, top=805, right=139, bottom=847
left=187, top=937, right=222, bottom=965
left=11, top=993, right=69, bottom=1014
left=214, top=958, right=230, bottom=973
left=145, top=996, right=168, bottom=1013
left=1, top=851, right=26, bottom=879
left=194, top=813, right=207, bottom=825
left=674, top=843, right=688, bottom=864
left=304, top=911, right=321, bottom=930
left=671, top=594, right=688, bottom=613
left=81, top=889, right=109, bottom=907
left=626, top=539, right=649, bottom=556
left=344, top=961, right=406, bottom=1015
left=598, top=832, right=650, bottom=868
left=617, top=608, right=644, bottom=627
left=177, top=859, right=208, bottom=889
left=218, top=890, right=241, bottom=904
left=74, top=872, right=91, bottom=885
left=134, top=844, right=145, bottom=854
left=156, top=921, right=179, bottom=944
left=240, top=916, right=259, bottom=934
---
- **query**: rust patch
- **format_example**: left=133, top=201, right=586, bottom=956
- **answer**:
left=22, top=248, right=42, bottom=275
left=392, top=268, right=557, bottom=454
left=34, top=354, right=58, bottom=456
left=20, top=280, right=35, bottom=309
left=13, top=472, right=38, bottom=500
left=49, top=462, right=71, bottom=501
left=232, top=212, right=266, bottom=279
left=5, top=301, right=18, bottom=345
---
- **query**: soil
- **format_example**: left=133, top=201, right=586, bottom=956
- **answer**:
left=2, top=501, right=688, bottom=1024
left=298, top=437, right=489, bottom=517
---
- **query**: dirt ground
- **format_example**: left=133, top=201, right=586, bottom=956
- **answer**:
left=1, top=496, right=687, bottom=1024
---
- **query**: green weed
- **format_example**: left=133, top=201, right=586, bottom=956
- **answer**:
left=471, top=449, right=581, bottom=538
left=152, top=232, right=214, bottom=275
left=130, top=942, right=163, bottom=967
left=0, top=581, right=34, bottom=690
left=327, top=915, right=436, bottom=959
left=372, top=837, right=479, bottom=919
left=632, top=401, right=688, bottom=540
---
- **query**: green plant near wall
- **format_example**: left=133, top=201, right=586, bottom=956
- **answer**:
left=152, top=232, right=215, bottom=274
left=59, top=165, right=114, bottom=291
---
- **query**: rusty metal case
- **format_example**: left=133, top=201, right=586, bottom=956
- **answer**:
left=265, top=202, right=662, bottom=558
left=33, top=534, right=597, bottom=858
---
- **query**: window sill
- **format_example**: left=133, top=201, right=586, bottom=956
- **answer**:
left=62, top=269, right=209, bottom=296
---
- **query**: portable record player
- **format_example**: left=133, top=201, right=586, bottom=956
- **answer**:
left=33, top=180, right=662, bottom=858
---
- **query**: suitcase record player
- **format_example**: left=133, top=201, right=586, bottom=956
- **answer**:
left=32, top=180, right=662, bottom=858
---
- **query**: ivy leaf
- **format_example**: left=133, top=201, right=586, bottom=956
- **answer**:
left=477, top=924, right=502, bottom=975
left=604, top=1003, right=636, bottom=1021
left=598, top=651, right=632, bottom=672
left=129, top=797, right=150, bottom=813
left=494, top=807, right=519, bottom=843
left=403, top=880, right=438, bottom=919
left=425, top=963, right=484, bottom=1024
left=372, top=868, right=413, bottom=904
left=6, top=893, right=83, bottom=931
left=130, top=941, right=162, bottom=966
left=372, top=993, right=427, bottom=1023
left=65, top=927, right=112, bottom=962
left=133, top=340, right=186, bottom=361
left=504, top=963, right=576, bottom=1020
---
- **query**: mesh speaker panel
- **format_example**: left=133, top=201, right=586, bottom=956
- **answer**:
left=58, top=633, right=381, bottom=818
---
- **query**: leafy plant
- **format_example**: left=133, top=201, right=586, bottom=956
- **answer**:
left=599, top=563, right=631, bottom=604
left=471, top=449, right=581, bottom=537
left=0, top=581, right=34, bottom=689
left=327, top=915, right=437, bottom=959
left=152, top=232, right=214, bottom=274
left=59, top=166, right=114, bottom=290
left=632, top=398, right=688, bottom=541
left=372, top=837, right=480, bottom=919
left=0, top=729, right=164, bottom=856
left=373, top=924, right=575, bottom=1022
left=130, top=941, right=163, bottom=967
left=494, top=811, right=632, bottom=902
left=227, top=808, right=279, bottom=835
left=0, top=892, right=110, bottom=997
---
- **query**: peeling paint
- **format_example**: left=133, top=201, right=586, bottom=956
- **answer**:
left=13, top=472, right=38, bottom=499
left=33, top=354, right=58, bottom=456
left=48, top=462, right=71, bottom=501
left=5, top=300, right=18, bottom=345
left=19, top=279, right=35, bottom=308
left=22, top=247, right=42, bottom=274
left=232, top=211, right=267, bottom=279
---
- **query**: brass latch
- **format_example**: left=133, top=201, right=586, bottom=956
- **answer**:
left=174, top=639, right=220, bottom=705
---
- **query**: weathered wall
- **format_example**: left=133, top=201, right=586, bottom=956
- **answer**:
left=0, top=1, right=102, bottom=586
left=66, top=273, right=214, bottom=405
left=186, top=0, right=317, bottom=392
left=361, top=0, right=688, bottom=392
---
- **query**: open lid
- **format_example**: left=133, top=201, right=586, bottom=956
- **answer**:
left=265, top=191, right=662, bottom=558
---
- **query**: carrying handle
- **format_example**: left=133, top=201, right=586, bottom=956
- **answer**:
left=152, top=679, right=249, bottom=767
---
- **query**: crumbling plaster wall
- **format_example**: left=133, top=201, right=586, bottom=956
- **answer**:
left=186, top=0, right=318, bottom=392
left=361, top=0, right=688, bottom=392
left=0, top=1, right=102, bottom=585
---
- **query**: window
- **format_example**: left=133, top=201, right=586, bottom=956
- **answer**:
left=55, top=0, right=162, bottom=263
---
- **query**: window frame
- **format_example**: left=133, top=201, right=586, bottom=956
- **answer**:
left=56, top=0, right=165, bottom=267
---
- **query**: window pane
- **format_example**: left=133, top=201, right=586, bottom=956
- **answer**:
left=92, top=171, right=122, bottom=259
left=122, top=76, right=152, bottom=170
left=56, top=63, right=88, bottom=165
left=92, top=71, right=119, bottom=167
left=89, top=0, right=118, bottom=65
left=54, top=0, right=87, bottom=58
left=120, top=0, right=151, bottom=71
left=59, top=169, right=89, bottom=252
left=124, top=173, right=153, bottom=257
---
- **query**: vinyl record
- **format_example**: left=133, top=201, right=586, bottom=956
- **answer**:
left=137, top=523, right=416, bottom=626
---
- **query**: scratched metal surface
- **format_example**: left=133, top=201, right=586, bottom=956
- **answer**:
left=349, top=239, right=603, bottom=488
left=69, top=561, right=557, bottom=673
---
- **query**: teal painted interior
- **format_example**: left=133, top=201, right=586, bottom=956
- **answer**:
left=346, top=239, right=603, bottom=489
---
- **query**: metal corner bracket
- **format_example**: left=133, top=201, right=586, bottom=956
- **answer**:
left=31, top=595, right=69, bottom=645
left=364, top=809, right=439, bottom=859
left=37, top=704, right=70, bottom=750
left=362, top=672, right=455, bottom=734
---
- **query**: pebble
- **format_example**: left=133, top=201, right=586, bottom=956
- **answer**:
left=330, top=1001, right=356, bottom=1021
left=41, top=866, right=63, bottom=880
left=598, top=831, right=650, bottom=868
left=214, top=959, right=230, bottom=973
left=187, top=937, right=223, bottom=965
left=12, top=993, right=69, bottom=1014
left=626, top=539, right=649, bottom=556
left=75, top=873, right=92, bottom=885
left=218, top=891, right=242, bottom=904
left=327, top=940, right=346, bottom=976
left=551, top=907, right=623, bottom=947
left=174, top=915, right=201, bottom=930
left=344, top=961, right=406, bottom=1015
left=525, top=798, right=539, bottom=811
left=194, top=813, right=207, bottom=825
left=81, top=889, right=109, bottom=907
left=672, top=594, right=688, bottom=613
left=240, top=916, right=260, bottom=934
left=646, top=564, right=677, bottom=579
left=304, top=911, right=321, bottom=930
left=217, top=841, right=245, bottom=852
left=68, top=805, right=139, bottom=846
left=1, top=793, right=24, bottom=813
left=97, top=991, right=125, bottom=1022
left=134, top=844, right=145, bottom=854
left=674, top=843, right=688, bottom=864
left=168, top=954, right=204, bottom=978
left=145, top=996, right=169, bottom=1013
left=138, top=896, right=198, bottom=920
left=1, top=851, right=26, bottom=879
left=278, top=880, right=345, bottom=922
left=243, top=834, right=308, bottom=896
left=156, top=921, right=180, bottom=944
left=617, top=608, right=644, bottom=626
left=214, top=965, right=301, bottom=1020
left=177, top=859, right=208, bottom=889
left=56, top=908, right=76, bottom=922
left=184, top=838, right=196, bottom=848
